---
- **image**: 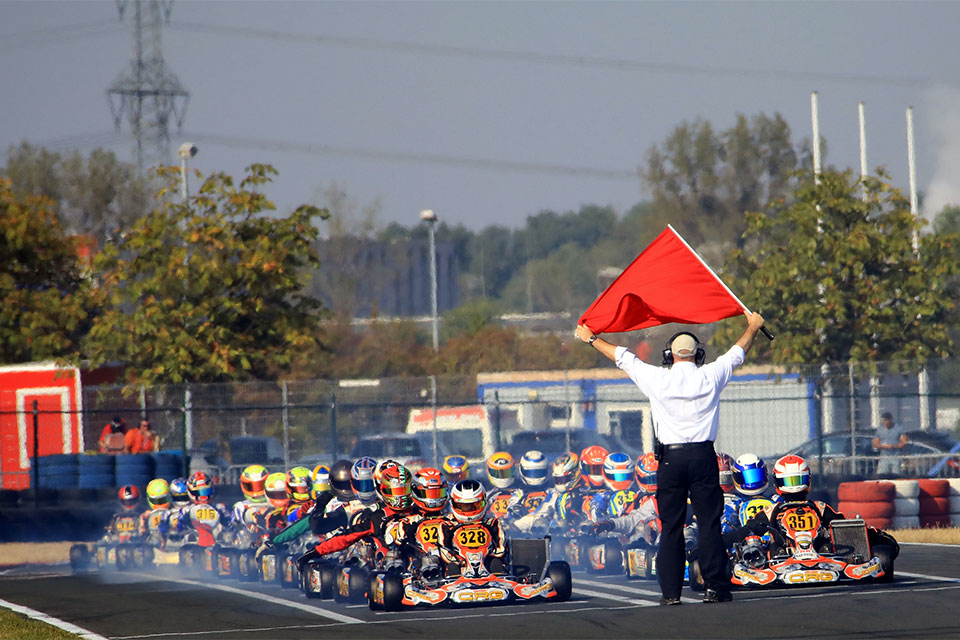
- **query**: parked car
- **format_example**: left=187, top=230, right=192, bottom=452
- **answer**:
left=780, top=431, right=958, bottom=478
left=195, top=435, right=286, bottom=486
left=349, top=433, right=449, bottom=470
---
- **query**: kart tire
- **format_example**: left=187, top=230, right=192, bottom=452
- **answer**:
left=602, top=540, right=622, bottom=574
left=917, top=479, right=949, bottom=498
left=333, top=567, right=350, bottom=603
left=873, top=544, right=895, bottom=583
left=382, top=573, right=405, bottom=612
left=838, top=481, right=894, bottom=503
left=138, top=546, right=154, bottom=568
left=311, top=564, right=333, bottom=599
left=280, top=555, right=298, bottom=589
left=367, top=572, right=383, bottom=610
left=687, top=558, right=705, bottom=592
left=217, top=548, right=238, bottom=579
left=546, top=561, right=572, bottom=602
left=838, top=500, right=895, bottom=520
left=116, top=545, right=135, bottom=571
left=69, top=544, right=90, bottom=573
left=348, top=567, right=369, bottom=604
left=918, top=497, right=950, bottom=515
left=237, top=552, right=255, bottom=582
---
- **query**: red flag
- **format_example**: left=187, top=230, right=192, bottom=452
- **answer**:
left=579, top=225, right=744, bottom=333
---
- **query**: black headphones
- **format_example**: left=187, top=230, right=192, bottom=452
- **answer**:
left=662, top=331, right=706, bottom=366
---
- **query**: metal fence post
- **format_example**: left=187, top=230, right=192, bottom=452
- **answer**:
left=493, top=390, right=502, bottom=452
left=281, top=381, right=290, bottom=468
left=32, top=400, right=39, bottom=509
left=181, top=390, right=191, bottom=478
left=329, top=393, right=338, bottom=461
left=813, top=376, right=824, bottom=493
left=430, top=375, right=439, bottom=469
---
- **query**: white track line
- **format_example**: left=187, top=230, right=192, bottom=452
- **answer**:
left=132, top=573, right=362, bottom=624
left=898, top=571, right=960, bottom=583
left=0, top=596, right=109, bottom=640
left=573, top=587, right=657, bottom=607
left=574, top=577, right=700, bottom=603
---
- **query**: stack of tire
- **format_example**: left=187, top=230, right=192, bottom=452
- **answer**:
left=78, top=454, right=116, bottom=489
left=949, top=479, right=960, bottom=527
left=837, top=481, right=894, bottom=530
left=917, top=479, right=950, bottom=529
left=889, top=479, right=920, bottom=530
left=115, top=454, right=155, bottom=491
left=36, top=454, right=79, bottom=489
left=153, top=452, right=183, bottom=481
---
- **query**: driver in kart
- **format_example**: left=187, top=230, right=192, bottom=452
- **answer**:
left=723, top=454, right=899, bottom=558
left=438, top=479, right=507, bottom=577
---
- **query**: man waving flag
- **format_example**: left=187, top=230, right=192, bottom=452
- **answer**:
left=579, top=225, right=769, bottom=338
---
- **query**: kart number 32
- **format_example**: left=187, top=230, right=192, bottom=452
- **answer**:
left=417, top=523, right=441, bottom=547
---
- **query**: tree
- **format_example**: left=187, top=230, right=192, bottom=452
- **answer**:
left=2, top=143, right=151, bottom=246
left=0, top=179, right=96, bottom=363
left=934, top=204, right=960, bottom=236
left=80, top=164, right=329, bottom=385
left=713, top=169, right=960, bottom=364
left=640, top=113, right=800, bottom=252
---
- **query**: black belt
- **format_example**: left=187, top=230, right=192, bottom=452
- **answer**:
left=662, top=441, right=714, bottom=451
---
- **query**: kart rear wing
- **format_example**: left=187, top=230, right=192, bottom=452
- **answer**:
left=829, top=519, right=871, bottom=561
left=509, top=537, right=551, bottom=582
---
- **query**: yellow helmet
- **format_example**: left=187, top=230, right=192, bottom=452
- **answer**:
left=145, top=478, right=170, bottom=509
left=265, top=472, right=289, bottom=508
left=286, top=466, right=312, bottom=503
left=311, top=464, right=331, bottom=499
left=240, top=464, right=269, bottom=503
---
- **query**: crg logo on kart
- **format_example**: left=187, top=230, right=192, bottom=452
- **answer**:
left=515, top=581, right=552, bottom=598
left=783, top=570, right=838, bottom=583
left=847, top=559, right=882, bottom=579
left=451, top=588, right=508, bottom=603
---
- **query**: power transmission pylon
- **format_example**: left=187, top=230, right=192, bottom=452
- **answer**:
left=107, top=0, right=189, bottom=174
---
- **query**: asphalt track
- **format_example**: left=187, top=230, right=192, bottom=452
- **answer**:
left=1, top=544, right=959, bottom=640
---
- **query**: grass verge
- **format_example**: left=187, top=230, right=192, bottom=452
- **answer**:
left=0, top=607, right=82, bottom=639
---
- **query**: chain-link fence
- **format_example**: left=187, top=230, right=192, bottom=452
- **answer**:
left=3, top=360, right=959, bottom=496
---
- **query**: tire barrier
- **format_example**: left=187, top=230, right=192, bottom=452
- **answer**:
left=837, top=481, right=895, bottom=530
left=893, top=515, right=920, bottom=530
left=77, top=454, right=116, bottom=489
left=36, top=454, right=79, bottom=489
left=888, top=479, right=920, bottom=499
left=893, top=497, right=920, bottom=516
left=948, top=479, right=960, bottom=527
left=153, top=453, right=184, bottom=481
left=918, top=479, right=950, bottom=528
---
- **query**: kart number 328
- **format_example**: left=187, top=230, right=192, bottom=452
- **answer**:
left=455, top=526, right=489, bottom=549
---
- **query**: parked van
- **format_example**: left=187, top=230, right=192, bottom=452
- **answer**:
left=406, top=405, right=520, bottom=467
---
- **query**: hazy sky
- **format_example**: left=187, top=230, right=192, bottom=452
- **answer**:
left=2, top=1, right=959, bottom=233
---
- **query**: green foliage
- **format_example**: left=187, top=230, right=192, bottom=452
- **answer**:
left=934, top=204, right=960, bottom=236
left=714, top=169, right=960, bottom=364
left=441, top=299, right=503, bottom=338
left=2, top=142, right=151, bottom=245
left=0, top=179, right=96, bottom=363
left=80, top=164, right=329, bottom=385
left=640, top=113, right=800, bottom=252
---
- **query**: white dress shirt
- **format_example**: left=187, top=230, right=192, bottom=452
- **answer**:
left=614, top=345, right=745, bottom=444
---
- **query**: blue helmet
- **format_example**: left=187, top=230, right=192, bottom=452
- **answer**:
left=732, top=454, right=768, bottom=496
left=351, top=456, right=378, bottom=501
left=169, top=477, right=190, bottom=506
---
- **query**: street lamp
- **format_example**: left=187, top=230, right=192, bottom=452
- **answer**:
left=420, top=208, right=439, bottom=353
left=178, top=142, right=198, bottom=202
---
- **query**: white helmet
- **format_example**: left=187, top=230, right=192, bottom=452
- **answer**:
left=449, top=479, right=487, bottom=523
left=519, top=450, right=549, bottom=487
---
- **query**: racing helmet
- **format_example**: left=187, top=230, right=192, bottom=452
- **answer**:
left=518, top=450, right=549, bottom=488
left=717, top=453, right=736, bottom=493
left=375, top=459, right=401, bottom=484
left=286, top=466, right=312, bottom=503
left=240, top=464, right=269, bottom=503
left=580, top=445, right=609, bottom=489
left=329, top=459, right=355, bottom=502
left=377, top=464, right=413, bottom=511
left=442, top=455, right=470, bottom=484
left=773, top=454, right=811, bottom=495
left=311, top=464, right=331, bottom=499
left=486, top=451, right=515, bottom=490
left=351, top=456, right=378, bottom=502
left=186, top=471, right=214, bottom=504
left=412, top=467, right=448, bottom=513
left=145, top=478, right=171, bottom=509
left=732, top=454, right=768, bottom=496
left=169, top=478, right=190, bottom=507
left=602, top=452, right=634, bottom=491
left=118, top=484, right=140, bottom=511
left=635, top=453, right=658, bottom=494
left=449, top=479, right=487, bottom=523
left=265, top=472, right=289, bottom=508
left=552, top=452, right=581, bottom=493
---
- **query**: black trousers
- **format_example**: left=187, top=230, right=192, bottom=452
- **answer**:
left=655, top=443, right=727, bottom=598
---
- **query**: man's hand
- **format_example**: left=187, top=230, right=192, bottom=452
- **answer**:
left=575, top=324, right=595, bottom=343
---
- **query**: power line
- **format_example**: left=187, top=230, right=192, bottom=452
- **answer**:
left=0, top=22, right=120, bottom=53
left=183, top=131, right=638, bottom=179
left=168, top=20, right=937, bottom=89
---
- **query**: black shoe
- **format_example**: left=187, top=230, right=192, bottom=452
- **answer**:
left=702, top=588, right=733, bottom=603
left=659, top=597, right=682, bottom=606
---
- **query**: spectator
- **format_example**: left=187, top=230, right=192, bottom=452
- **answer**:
left=126, top=419, right=159, bottom=453
left=217, top=430, right=232, bottom=465
left=873, top=412, right=907, bottom=476
left=99, top=416, right=127, bottom=454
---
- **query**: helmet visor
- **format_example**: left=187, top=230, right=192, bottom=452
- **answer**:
left=606, top=470, right=632, bottom=485
left=488, top=466, right=513, bottom=480
left=352, top=478, right=375, bottom=495
left=738, top=466, right=765, bottom=488
left=241, top=478, right=265, bottom=496
left=522, top=466, right=548, bottom=481
left=413, top=484, right=446, bottom=501
left=583, top=462, right=604, bottom=478
left=380, top=483, right=410, bottom=497
left=452, top=497, right=485, bottom=516
left=778, top=474, right=808, bottom=488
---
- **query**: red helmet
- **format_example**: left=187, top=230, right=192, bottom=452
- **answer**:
left=449, top=479, right=486, bottom=523
left=635, top=453, right=658, bottom=494
left=187, top=471, right=214, bottom=504
left=412, top=467, right=447, bottom=513
left=773, top=454, right=810, bottom=495
left=118, top=485, right=140, bottom=510
left=580, top=445, right=609, bottom=488
left=377, top=465, right=413, bottom=512
left=717, top=452, right=735, bottom=493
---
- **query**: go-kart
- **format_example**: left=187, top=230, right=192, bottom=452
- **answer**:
left=367, top=533, right=572, bottom=612
left=730, top=502, right=894, bottom=587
